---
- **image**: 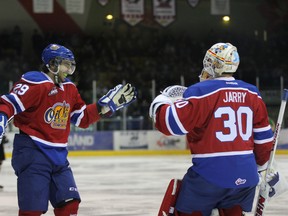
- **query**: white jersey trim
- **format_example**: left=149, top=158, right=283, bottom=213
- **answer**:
left=70, top=105, right=86, bottom=127
left=75, top=112, right=84, bottom=127
left=254, top=137, right=274, bottom=144
left=192, top=150, right=253, bottom=158
left=2, top=93, right=25, bottom=114
left=165, top=106, right=175, bottom=135
left=1, top=95, right=17, bottom=115
left=30, top=135, right=68, bottom=147
left=70, top=105, right=86, bottom=116
left=10, top=93, right=25, bottom=111
left=169, top=105, right=188, bottom=135
left=253, top=125, right=271, bottom=132
left=186, top=87, right=261, bottom=100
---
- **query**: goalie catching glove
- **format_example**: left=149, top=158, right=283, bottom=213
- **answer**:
left=98, top=83, right=137, bottom=117
left=149, top=85, right=187, bottom=122
left=160, top=85, right=187, bottom=102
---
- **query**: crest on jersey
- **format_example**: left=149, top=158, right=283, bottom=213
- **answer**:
left=44, top=101, right=70, bottom=129
left=48, top=87, right=58, bottom=96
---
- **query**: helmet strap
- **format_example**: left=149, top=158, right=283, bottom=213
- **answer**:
left=54, top=74, right=59, bottom=85
left=46, top=64, right=61, bottom=84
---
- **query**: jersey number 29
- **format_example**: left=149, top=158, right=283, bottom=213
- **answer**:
left=13, top=84, right=29, bottom=96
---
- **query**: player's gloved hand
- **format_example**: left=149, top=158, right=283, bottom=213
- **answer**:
left=149, top=94, right=172, bottom=122
left=0, top=113, right=8, bottom=144
left=266, top=169, right=280, bottom=192
left=161, top=85, right=187, bottom=102
left=258, top=168, right=280, bottom=198
left=98, top=83, right=137, bottom=117
left=149, top=85, right=187, bottom=122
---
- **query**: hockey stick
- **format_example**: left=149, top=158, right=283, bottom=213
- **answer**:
left=254, top=89, right=288, bottom=216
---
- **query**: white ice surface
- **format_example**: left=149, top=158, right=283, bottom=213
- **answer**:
left=0, top=155, right=288, bottom=216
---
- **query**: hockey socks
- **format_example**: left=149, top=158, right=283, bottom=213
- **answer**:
left=54, top=200, right=79, bottom=216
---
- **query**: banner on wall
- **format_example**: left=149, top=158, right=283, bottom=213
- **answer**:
left=33, top=0, right=53, bottom=13
left=211, top=0, right=230, bottom=15
left=114, top=130, right=149, bottom=150
left=113, top=130, right=187, bottom=150
left=98, top=0, right=109, bottom=6
left=65, top=0, right=85, bottom=14
left=121, top=0, right=144, bottom=26
left=153, top=0, right=176, bottom=27
left=150, top=131, right=187, bottom=150
left=68, top=131, right=113, bottom=151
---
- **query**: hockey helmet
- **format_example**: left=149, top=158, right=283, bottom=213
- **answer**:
left=42, top=44, right=76, bottom=75
left=203, top=42, right=240, bottom=77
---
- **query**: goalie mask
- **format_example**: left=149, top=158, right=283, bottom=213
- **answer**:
left=42, top=44, right=76, bottom=76
left=203, top=42, right=240, bottom=77
left=199, top=67, right=214, bottom=82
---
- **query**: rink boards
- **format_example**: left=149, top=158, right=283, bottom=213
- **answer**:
left=4, top=129, right=288, bottom=157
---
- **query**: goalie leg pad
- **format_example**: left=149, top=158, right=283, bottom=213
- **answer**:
left=54, top=200, right=79, bottom=216
left=218, top=205, right=243, bottom=216
left=158, top=179, right=182, bottom=216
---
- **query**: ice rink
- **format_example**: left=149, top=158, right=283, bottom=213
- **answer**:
left=1, top=154, right=288, bottom=216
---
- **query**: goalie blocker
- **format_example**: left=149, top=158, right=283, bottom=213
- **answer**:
left=159, top=179, right=244, bottom=216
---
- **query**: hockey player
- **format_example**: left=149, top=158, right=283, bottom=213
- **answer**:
left=0, top=44, right=137, bottom=216
left=150, top=42, right=274, bottom=216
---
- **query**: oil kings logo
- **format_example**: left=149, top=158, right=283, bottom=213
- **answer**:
left=44, top=101, right=70, bottom=129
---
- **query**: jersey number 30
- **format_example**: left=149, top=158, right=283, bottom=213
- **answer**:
left=214, top=106, right=253, bottom=142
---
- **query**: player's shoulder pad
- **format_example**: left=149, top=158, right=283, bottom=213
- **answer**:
left=183, top=81, right=212, bottom=98
left=184, top=79, right=261, bottom=98
left=236, top=80, right=261, bottom=96
left=21, top=71, right=52, bottom=84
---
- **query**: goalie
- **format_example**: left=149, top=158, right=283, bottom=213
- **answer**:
left=149, top=42, right=274, bottom=216
left=0, top=44, right=137, bottom=216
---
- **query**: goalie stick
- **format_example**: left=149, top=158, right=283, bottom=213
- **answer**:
left=254, top=89, right=288, bottom=216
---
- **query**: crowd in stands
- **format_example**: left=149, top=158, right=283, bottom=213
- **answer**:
left=0, top=23, right=287, bottom=129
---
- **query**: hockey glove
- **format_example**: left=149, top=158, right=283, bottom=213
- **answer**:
left=149, top=85, right=187, bottom=122
left=149, top=94, right=173, bottom=122
left=98, top=83, right=137, bottom=117
left=258, top=162, right=288, bottom=199
left=0, top=113, right=8, bottom=144
left=161, top=85, right=187, bottom=102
